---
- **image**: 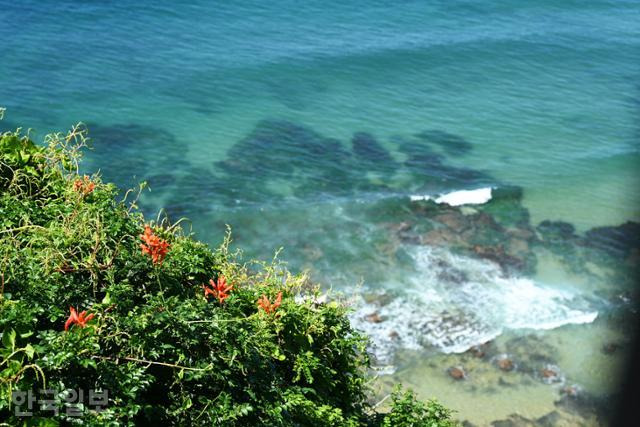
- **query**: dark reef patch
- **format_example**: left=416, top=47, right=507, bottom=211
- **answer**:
left=584, top=221, right=640, bottom=258
left=351, top=132, right=398, bottom=178
left=83, top=122, right=187, bottom=191
left=415, top=129, right=473, bottom=155
left=213, top=119, right=357, bottom=201
left=217, top=119, right=351, bottom=177
left=397, top=135, right=492, bottom=192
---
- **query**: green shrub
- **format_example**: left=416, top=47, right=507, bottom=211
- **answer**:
left=379, top=386, right=458, bottom=427
left=0, top=124, right=457, bottom=426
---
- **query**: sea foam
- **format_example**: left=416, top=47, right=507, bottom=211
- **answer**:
left=410, top=187, right=493, bottom=206
left=349, top=246, right=598, bottom=372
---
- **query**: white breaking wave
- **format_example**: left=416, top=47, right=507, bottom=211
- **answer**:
left=349, top=246, right=598, bottom=372
left=410, top=187, right=493, bottom=206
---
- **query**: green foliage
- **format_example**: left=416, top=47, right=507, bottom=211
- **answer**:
left=0, top=124, right=456, bottom=426
left=380, top=386, right=458, bottom=427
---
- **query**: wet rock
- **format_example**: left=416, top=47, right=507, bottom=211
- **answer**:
left=434, top=211, right=470, bottom=232
left=387, top=221, right=412, bottom=233
left=561, top=385, right=581, bottom=398
left=537, top=220, right=577, bottom=243
left=507, top=226, right=536, bottom=242
left=421, top=228, right=461, bottom=246
left=491, top=414, right=535, bottom=427
left=468, top=345, right=486, bottom=358
left=472, top=244, right=526, bottom=272
left=385, top=221, right=420, bottom=244
left=365, top=312, right=384, bottom=323
left=361, top=292, right=395, bottom=307
left=471, top=211, right=501, bottom=229
left=504, top=335, right=557, bottom=375
left=448, top=366, right=466, bottom=380
left=508, top=237, right=529, bottom=254
left=496, top=357, right=515, bottom=372
left=388, top=330, right=399, bottom=340
left=437, top=266, right=469, bottom=284
left=539, top=365, right=563, bottom=384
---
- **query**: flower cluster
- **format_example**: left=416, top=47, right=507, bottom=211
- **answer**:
left=64, top=306, right=94, bottom=331
left=140, top=225, right=170, bottom=266
left=203, top=275, right=233, bottom=304
left=73, top=176, right=95, bottom=196
left=257, top=292, right=282, bottom=314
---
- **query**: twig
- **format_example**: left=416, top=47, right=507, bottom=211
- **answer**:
left=183, top=318, right=246, bottom=324
left=372, top=393, right=391, bottom=410
left=91, top=355, right=212, bottom=372
left=0, top=225, right=47, bottom=235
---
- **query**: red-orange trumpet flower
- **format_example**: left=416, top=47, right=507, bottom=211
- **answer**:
left=203, top=275, right=233, bottom=304
left=257, top=292, right=282, bottom=314
left=140, top=225, right=170, bottom=266
left=64, top=306, right=95, bottom=331
left=73, top=176, right=95, bottom=196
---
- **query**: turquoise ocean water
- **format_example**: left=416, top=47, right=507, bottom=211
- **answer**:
left=2, top=1, right=640, bottom=423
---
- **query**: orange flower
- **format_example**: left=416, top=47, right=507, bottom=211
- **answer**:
left=203, top=275, right=233, bottom=304
left=64, top=306, right=95, bottom=331
left=140, top=225, right=170, bottom=266
left=73, top=176, right=95, bottom=196
left=257, top=292, right=282, bottom=314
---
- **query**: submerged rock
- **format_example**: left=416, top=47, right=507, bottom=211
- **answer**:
left=415, top=129, right=473, bottom=155
left=468, top=345, right=486, bottom=358
left=584, top=221, right=640, bottom=258
left=351, top=132, right=396, bottom=166
left=496, top=356, right=515, bottom=372
left=365, top=312, right=384, bottom=323
left=480, top=185, right=530, bottom=227
left=398, top=136, right=492, bottom=190
left=539, top=364, right=563, bottom=384
left=448, top=366, right=466, bottom=380
left=490, top=414, right=536, bottom=427
left=214, top=119, right=357, bottom=200
left=468, top=341, right=493, bottom=359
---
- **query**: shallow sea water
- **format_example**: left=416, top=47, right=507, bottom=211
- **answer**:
left=2, top=1, right=639, bottom=424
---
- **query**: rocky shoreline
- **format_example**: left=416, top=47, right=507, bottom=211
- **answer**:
left=355, top=187, right=639, bottom=426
